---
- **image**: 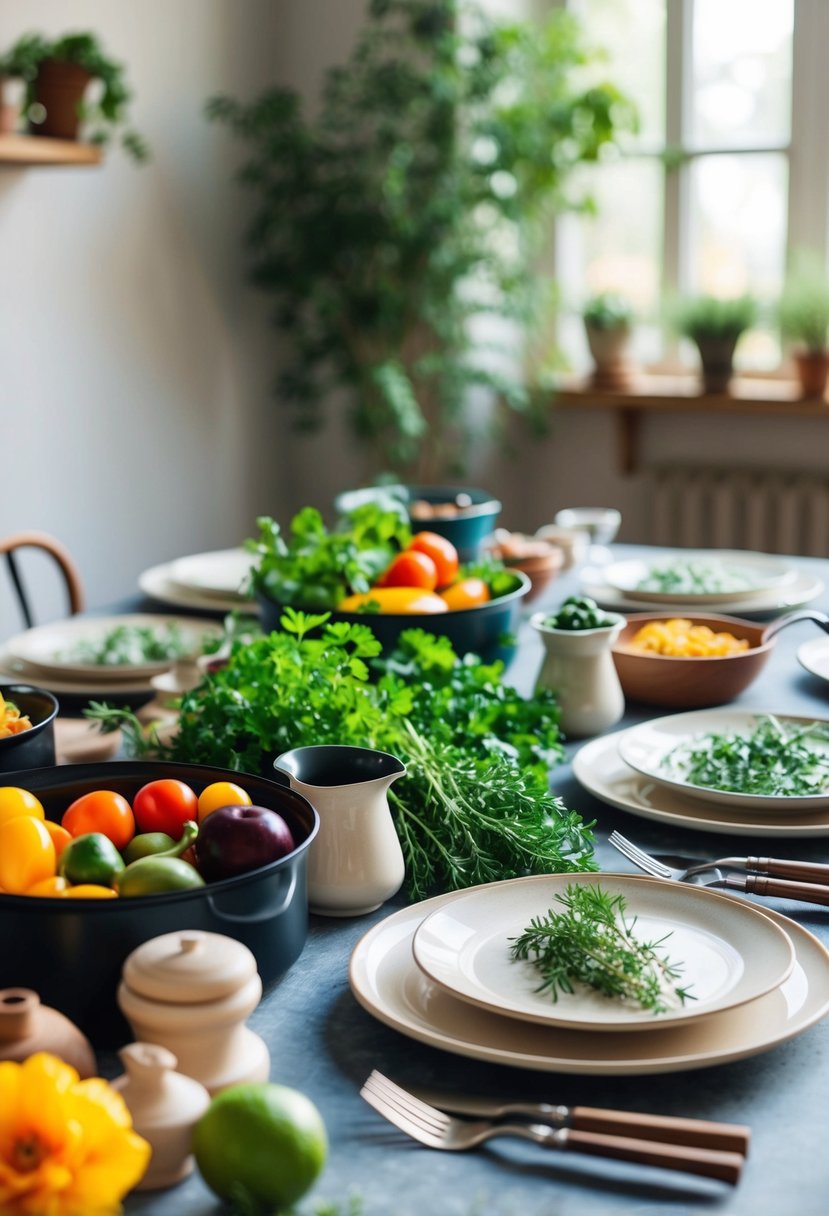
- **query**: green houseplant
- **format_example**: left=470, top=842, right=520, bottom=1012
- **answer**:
left=208, top=0, right=635, bottom=480
left=582, top=292, right=635, bottom=390
left=674, top=294, right=757, bottom=395
left=1, top=31, right=147, bottom=159
left=779, top=254, right=829, bottom=399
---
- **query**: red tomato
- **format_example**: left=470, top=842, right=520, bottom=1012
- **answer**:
left=62, top=790, right=135, bottom=851
left=409, top=532, right=459, bottom=588
left=440, top=577, right=491, bottom=610
left=133, top=779, right=198, bottom=839
left=381, top=550, right=439, bottom=591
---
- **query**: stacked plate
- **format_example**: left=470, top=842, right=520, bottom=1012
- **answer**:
left=0, top=613, right=226, bottom=700
left=138, top=548, right=257, bottom=614
left=349, top=872, right=829, bottom=1074
left=573, top=707, right=829, bottom=837
left=583, top=550, right=823, bottom=620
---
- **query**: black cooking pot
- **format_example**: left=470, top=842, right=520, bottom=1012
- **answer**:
left=0, top=683, right=58, bottom=772
left=0, top=761, right=319, bottom=1046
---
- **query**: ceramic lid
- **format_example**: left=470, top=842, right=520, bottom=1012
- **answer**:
left=122, top=931, right=258, bottom=1004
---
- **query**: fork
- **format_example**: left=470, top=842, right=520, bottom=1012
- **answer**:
left=608, top=831, right=829, bottom=885
left=609, top=831, right=829, bottom=905
left=360, top=1071, right=744, bottom=1184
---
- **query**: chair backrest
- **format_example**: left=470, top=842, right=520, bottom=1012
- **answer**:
left=0, top=532, right=86, bottom=631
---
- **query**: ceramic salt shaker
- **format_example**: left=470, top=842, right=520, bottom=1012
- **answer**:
left=117, top=931, right=270, bottom=1096
left=112, top=1042, right=210, bottom=1190
left=0, top=988, right=96, bottom=1078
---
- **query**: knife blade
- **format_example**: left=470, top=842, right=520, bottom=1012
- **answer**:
left=409, top=1087, right=750, bottom=1155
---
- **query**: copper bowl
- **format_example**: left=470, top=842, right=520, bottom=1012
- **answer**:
left=611, top=613, right=775, bottom=709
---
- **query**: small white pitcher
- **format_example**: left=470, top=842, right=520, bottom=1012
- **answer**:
left=531, top=610, right=626, bottom=738
left=273, top=745, right=406, bottom=917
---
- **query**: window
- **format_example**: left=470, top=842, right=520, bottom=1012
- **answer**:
left=553, top=0, right=823, bottom=377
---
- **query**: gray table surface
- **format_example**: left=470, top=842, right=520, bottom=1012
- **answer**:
left=121, top=546, right=829, bottom=1216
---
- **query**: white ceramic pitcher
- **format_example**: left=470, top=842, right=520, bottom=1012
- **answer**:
left=531, top=610, right=626, bottom=738
left=273, top=745, right=406, bottom=917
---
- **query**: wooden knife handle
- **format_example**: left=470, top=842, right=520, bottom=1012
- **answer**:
left=562, top=1129, right=744, bottom=1184
left=571, top=1106, right=750, bottom=1155
left=748, top=857, right=829, bottom=884
left=739, top=875, right=829, bottom=905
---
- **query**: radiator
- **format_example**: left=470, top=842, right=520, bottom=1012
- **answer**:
left=644, top=465, right=829, bottom=557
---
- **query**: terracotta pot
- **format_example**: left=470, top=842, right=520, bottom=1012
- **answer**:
left=31, top=59, right=92, bottom=140
left=692, top=334, right=738, bottom=395
left=0, top=988, right=96, bottom=1077
left=794, top=349, right=829, bottom=400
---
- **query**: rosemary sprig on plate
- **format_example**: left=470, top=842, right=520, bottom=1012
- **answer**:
left=509, top=884, right=694, bottom=1014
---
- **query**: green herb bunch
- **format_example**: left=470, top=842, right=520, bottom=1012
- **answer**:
left=90, top=610, right=594, bottom=898
left=667, top=713, right=829, bottom=797
left=510, top=884, right=693, bottom=1013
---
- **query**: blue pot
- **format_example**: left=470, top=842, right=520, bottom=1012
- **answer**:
left=334, top=484, right=502, bottom=562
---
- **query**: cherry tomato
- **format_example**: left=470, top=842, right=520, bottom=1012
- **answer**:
left=133, top=779, right=198, bottom=839
left=43, top=821, right=73, bottom=860
left=440, top=578, right=491, bottom=610
left=409, top=532, right=459, bottom=588
left=0, top=787, right=44, bottom=827
left=62, top=790, right=135, bottom=851
left=0, top=816, right=56, bottom=894
left=381, top=550, right=439, bottom=591
left=197, top=781, right=252, bottom=824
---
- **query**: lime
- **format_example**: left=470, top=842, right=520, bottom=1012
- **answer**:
left=193, top=1082, right=328, bottom=1212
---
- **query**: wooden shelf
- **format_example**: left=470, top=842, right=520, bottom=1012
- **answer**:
left=553, top=375, right=829, bottom=473
left=0, top=134, right=102, bottom=166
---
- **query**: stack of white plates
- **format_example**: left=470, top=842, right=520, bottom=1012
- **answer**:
left=138, top=549, right=257, bottom=615
left=583, top=550, right=823, bottom=619
left=350, top=872, right=829, bottom=1074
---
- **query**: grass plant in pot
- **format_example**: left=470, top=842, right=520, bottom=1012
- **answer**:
left=1, top=31, right=147, bottom=159
left=582, top=292, right=635, bottom=390
left=674, top=294, right=757, bottom=395
left=779, top=253, right=829, bottom=399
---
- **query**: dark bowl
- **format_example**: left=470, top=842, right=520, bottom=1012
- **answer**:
left=257, top=570, right=531, bottom=665
left=334, top=484, right=502, bottom=562
left=0, top=683, right=59, bottom=772
left=0, top=760, right=319, bottom=1046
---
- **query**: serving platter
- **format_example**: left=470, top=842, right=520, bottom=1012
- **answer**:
left=602, top=551, right=794, bottom=605
left=138, top=561, right=258, bottom=615
left=618, top=708, right=829, bottom=813
left=350, top=886, right=829, bottom=1075
left=167, top=548, right=255, bottom=600
left=581, top=569, right=823, bottom=620
left=411, top=873, right=793, bottom=1031
left=572, top=730, right=829, bottom=837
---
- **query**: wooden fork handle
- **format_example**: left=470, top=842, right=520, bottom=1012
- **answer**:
left=570, top=1106, right=750, bottom=1155
left=729, top=875, right=829, bottom=905
left=561, top=1129, right=743, bottom=1184
left=748, top=857, right=829, bottom=884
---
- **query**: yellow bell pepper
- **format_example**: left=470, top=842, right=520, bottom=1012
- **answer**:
left=338, top=587, right=449, bottom=614
left=26, top=876, right=70, bottom=898
left=63, top=884, right=118, bottom=899
left=0, top=816, right=56, bottom=894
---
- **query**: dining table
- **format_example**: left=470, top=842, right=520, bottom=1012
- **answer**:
left=100, top=543, right=829, bottom=1216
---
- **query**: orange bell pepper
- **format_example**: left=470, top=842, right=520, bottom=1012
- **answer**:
left=0, top=816, right=56, bottom=894
left=43, top=821, right=73, bottom=860
left=338, top=587, right=448, bottom=614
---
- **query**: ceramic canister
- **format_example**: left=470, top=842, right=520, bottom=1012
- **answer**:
left=0, top=988, right=96, bottom=1078
left=117, top=931, right=270, bottom=1096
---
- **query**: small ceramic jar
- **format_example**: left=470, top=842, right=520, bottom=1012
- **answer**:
left=531, top=610, right=626, bottom=738
left=117, top=931, right=270, bottom=1096
left=113, top=1043, right=211, bottom=1190
left=0, top=988, right=96, bottom=1078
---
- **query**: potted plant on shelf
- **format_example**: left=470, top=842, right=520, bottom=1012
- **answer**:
left=1, top=31, right=147, bottom=160
left=582, top=292, right=636, bottom=391
left=207, top=0, right=635, bottom=482
left=674, top=294, right=757, bottom=395
left=779, top=255, right=829, bottom=399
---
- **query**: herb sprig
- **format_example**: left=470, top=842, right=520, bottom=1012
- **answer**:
left=665, top=713, right=829, bottom=797
left=510, top=884, right=693, bottom=1014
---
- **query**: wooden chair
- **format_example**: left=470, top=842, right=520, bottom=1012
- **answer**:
left=0, top=532, right=86, bottom=630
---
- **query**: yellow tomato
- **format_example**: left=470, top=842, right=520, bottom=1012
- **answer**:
left=0, top=786, right=45, bottom=827
left=338, top=588, right=448, bottom=614
left=440, top=578, right=491, bottom=611
left=63, top=884, right=118, bottom=899
left=27, top=876, right=70, bottom=897
left=198, top=781, right=252, bottom=823
left=0, top=816, right=56, bottom=894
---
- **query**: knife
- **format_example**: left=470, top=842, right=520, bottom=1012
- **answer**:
left=698, top=873, right=829, bottom=906
left=410, top=1088, right=750, bottom=1155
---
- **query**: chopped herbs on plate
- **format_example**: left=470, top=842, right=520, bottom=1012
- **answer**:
left=509, top=884, right=693, bottom=1014
left=636, top=561, right=758, bottom=596
left=61, top=623, right=195, bottom=667
left=664, top=713, right=829, bottom=797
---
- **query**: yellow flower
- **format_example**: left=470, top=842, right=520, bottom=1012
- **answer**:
left=0, top=1053, right=150, bottom=1216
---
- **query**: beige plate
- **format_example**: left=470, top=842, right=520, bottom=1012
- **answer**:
left=0, top=651, right=154, bottom=697
left=573, top=730, right=829, bottom=837
left=582, top=569, right=823, bottom=620
left=798, top=637, right=829, bottom=684
left=411, top=873, right=794, bottom=1031
left=138, top=561, right=258, bottom=616
left=167, top=548, right=256, bottom=599
left=349, top=885, right=829, bottom=1075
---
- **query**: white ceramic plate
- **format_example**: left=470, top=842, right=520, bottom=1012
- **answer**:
left=411, top=873, right=793, bottom=1032
left=572, top=729, right=829, bottom=837
left=4, top=615, right=225, bottom=682
left=349, top=887, right=829, bottom=1075
left=603, top=551, right=794, bottom=605
left=582, top=569, right=823, bottom=620
left=167, top=549, right=255, bottom=600
left=798, top=637, right=829, bottom=684
left=138, top=562, right=258, bottom=616
left=618, top=708, right=829, bottom=813
left=0, top=651, right=156, bottom=697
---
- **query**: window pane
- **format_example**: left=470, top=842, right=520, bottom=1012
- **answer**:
left=691, top=0, right=793, bottom=149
